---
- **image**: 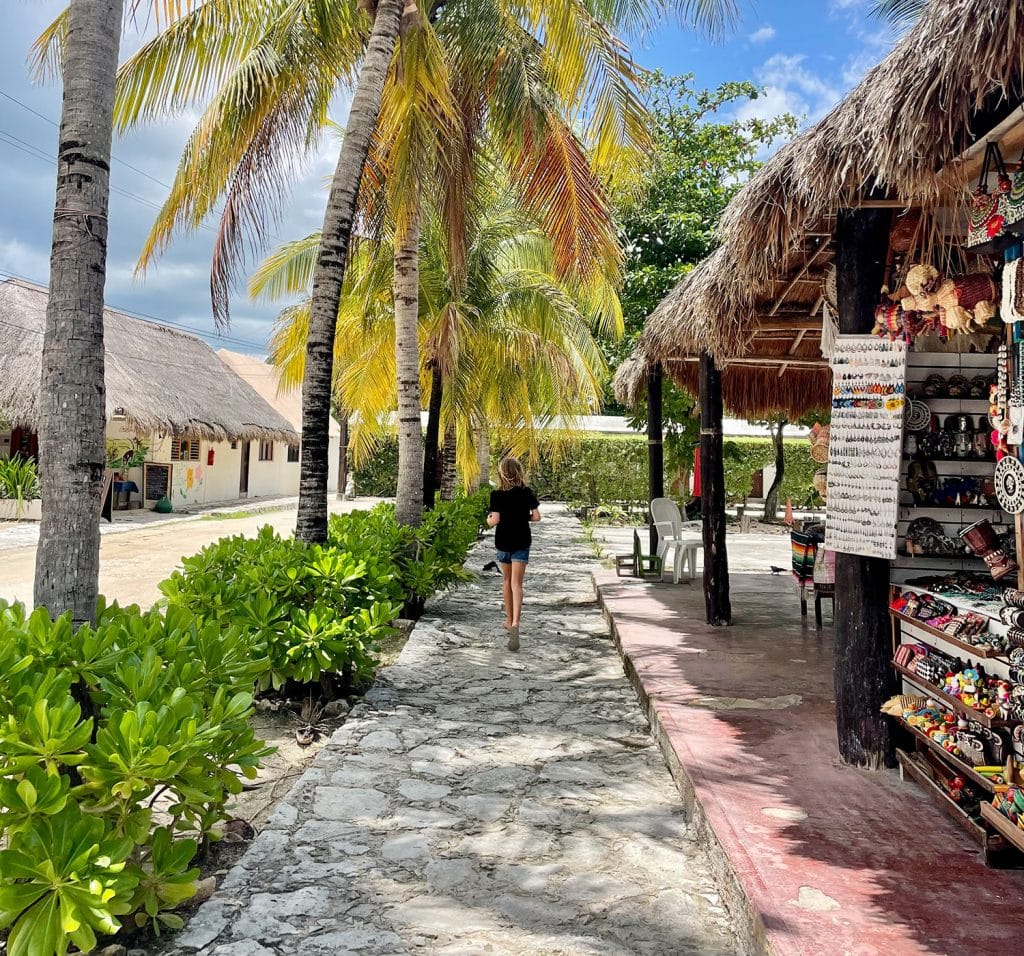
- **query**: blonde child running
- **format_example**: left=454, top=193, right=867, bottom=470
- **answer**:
left=486, top=457, right=541, bottom=651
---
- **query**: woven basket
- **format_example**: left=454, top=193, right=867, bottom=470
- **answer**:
left=890, top=210, right=921, bottom=254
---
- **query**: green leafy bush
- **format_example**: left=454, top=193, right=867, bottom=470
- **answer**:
left=329, top=490, right=488, bottom=618
left=160, top=527, right=402, bottom=692
left=0, top=456, right=40, bottom=509
left=528, top=437, right=648, bottom=506
left=352, top=437, right=399, bottom=497
left=0, top=599, right=271, bottom=954
left=721, top=438, right=818, bottom=504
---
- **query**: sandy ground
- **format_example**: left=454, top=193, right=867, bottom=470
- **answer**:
left=0, top=497, right=379, bottom=610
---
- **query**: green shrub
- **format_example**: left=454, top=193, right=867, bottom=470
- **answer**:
left=527, top=437, right=648, bottom=506
left=329, top=490, right=488, bottom=618
left=0, top=599, right=271, bottom=954
left=0, top=456, right=40, bottom=509
left=352, top=437, right=399, bottom=497
left=160, top=527, right=402, bottom=692
left=721, top=438, right=818, bottom=504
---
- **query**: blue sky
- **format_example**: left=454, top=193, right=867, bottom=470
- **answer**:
left=0, top=1, right=896, bottom=355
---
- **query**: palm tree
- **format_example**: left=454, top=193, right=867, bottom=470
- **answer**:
left=252, top=189, right=615, bottom=486
left=65, top=0, right=735, bottom=536
left=872, top=0, right=926, bottom=25
left=32, top=0, right=124, bottom=625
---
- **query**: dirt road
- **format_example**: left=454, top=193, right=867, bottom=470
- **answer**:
left=0, top=499, right=372, bottom=610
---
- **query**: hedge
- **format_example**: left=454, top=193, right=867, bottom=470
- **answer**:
left=351, top=433, right=819, bottom=506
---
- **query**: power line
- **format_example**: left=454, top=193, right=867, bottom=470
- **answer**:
left=0, top=87, right=173, bottom=190
left=0, top=269, right=270, bottom=352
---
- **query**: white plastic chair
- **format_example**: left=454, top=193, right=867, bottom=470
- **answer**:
left=650, top=497, right=703, bottom=583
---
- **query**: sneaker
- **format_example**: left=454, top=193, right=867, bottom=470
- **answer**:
left=507, top=626, right=520, bottom=652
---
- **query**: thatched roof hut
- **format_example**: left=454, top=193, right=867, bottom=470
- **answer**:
left=622, top=0, right=1024, bottom=417
left=217, top=349, right=340, bottom=438
left=0, top=278, right=297, bottom=441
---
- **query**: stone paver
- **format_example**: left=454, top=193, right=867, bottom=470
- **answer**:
left=172, top=509, right=739, bottom=955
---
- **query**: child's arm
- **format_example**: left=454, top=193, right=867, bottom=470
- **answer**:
left=487, top=511, right=500, bottom=527
left=530, top=507, right=541, bottom=523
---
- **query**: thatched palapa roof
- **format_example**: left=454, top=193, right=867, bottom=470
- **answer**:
left=621, top=0, right=1024, bottom=418
left=217, top=349, right=340, bottom=438
left=0, top=279, right=297, bottom=441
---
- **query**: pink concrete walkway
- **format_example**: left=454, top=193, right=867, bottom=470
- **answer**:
left=595, top=570, right=1024, bottom=956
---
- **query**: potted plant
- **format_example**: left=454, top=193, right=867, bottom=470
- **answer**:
left=0, top=455, right=41, bottom=520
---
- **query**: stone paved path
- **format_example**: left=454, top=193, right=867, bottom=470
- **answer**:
left=175, top=509, right=739, bottom=955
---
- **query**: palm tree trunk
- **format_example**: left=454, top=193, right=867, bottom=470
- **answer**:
left=394, top=204, right=424, bottom=526
left=422, top=359, right=442, bottom=509
left=474, top=421, right=490, bottom=489
left=762, top=419, right=786, bottom=521
left=296, top=0, right=405, bottom=544
left=33, top=0, right=124, bottom=625
left=440, top=424, right=457, bottom=500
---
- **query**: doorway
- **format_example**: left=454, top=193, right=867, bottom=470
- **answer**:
left=239, top=441, right=250, bottom=497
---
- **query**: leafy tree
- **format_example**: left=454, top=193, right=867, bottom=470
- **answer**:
left=618, top=74, right=795, bottom=490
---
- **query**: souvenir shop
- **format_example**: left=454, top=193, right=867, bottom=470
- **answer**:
left=826, top=161, right=1024, bottom=862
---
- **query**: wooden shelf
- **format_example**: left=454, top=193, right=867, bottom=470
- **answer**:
left=909, top=457, right=997, bottom=465
left=897, top=550, right=982, bottom=561
left=890, top=609, right=1003, bottom=659
left=900, top=505, right=1003, bottom=514
left=892, top=663, right=1017, bottom=728
left=893, top=717, right=998, bottom=791
left=981, top=802, right=1024, bottom=855
left=896, top=750, right=987, bottom=847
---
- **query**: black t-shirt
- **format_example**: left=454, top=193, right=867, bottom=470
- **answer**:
left=489, top=486, right=540, bottom=552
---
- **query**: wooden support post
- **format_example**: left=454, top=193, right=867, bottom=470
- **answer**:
left=834, top=207, right=898, bottom=769
left=699, top=352, right=730, bottom=626
left=647, top=362, right=664, bottom=556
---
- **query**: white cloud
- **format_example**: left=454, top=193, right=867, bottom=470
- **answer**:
left=748, top=25, right=776, bottom=44
left=735, top=54, right=841, bottom=127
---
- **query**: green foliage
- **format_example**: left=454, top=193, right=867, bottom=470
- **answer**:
left=105, top=439, right=149, bottom=470
left=0, top=599, right=271, bottom=954
left=609, top=73, right=796, bottom=379
left=160, top=528, right=400, bottom=692
left=529, top=437, right=648, bottom=507
left=353, top=437, right=398, bottom=497
left=722, top=438, right=819, bottom=503
left=0, top=457, right=40, bottom=509
left=329, top=491, right=488, bottom=617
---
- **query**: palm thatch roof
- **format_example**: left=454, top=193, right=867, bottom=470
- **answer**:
left=0, top=279, right=297, bottom=441
left=620, top=0, right=1024, bottom=417
left=217, top=349, right=340, bottom=438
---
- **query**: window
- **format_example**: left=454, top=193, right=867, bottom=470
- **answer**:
left=258, top=440, right=274, bottom=462
left=170, top=437, right=200, bottom=462
left=287, top=443, right=300, bottom=463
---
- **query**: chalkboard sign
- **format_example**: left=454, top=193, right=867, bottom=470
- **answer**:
left=143, top=462, right=172, bottom=502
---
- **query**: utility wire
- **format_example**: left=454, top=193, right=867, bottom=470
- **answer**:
left=0, top=87, right=174, bottom=189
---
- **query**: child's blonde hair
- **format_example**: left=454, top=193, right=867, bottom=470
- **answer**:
left=497, top=456, right=526, bottom=490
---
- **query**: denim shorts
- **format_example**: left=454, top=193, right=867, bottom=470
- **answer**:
left=496, top=548, right=530, bottom=564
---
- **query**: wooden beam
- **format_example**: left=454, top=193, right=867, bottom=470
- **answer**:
left=769, top=243, right=832, bottom=315
left=834, top=206, right=899, bottom=771
left=670, top=355, right=827, bottom=369
left=778, top=329, right=809, bottom=378
left=699, top=352, right=730, bottom=626
left=753, top=319, right=822, bottom=332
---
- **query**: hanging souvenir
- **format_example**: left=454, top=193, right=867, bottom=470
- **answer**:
left=995, top=456, right=1024, bottom=514
left=905, top=400, right=931, bottom=432
left=935, top=274, right=998, bottom=332
left=1003, top=257, right=1024, bottom=323
left=1002, top=150, right=1024, bottom=235
left=967, top=142, right=1011, bottom=254
left=1011, top=341, right=1024, bottom=446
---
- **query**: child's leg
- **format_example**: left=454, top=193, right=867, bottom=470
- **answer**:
left=511, top=561, right=527, bottom=627
left=501, top=562, right=514, bottom=627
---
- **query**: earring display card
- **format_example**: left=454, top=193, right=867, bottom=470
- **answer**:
left=825, top=336, right=907, bottom=560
